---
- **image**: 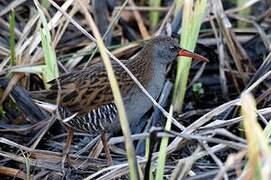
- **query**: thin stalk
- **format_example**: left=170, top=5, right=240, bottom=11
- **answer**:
left=75, top=1, right=139, bottom=179
left=83, top=0, right=129, bottom=70
left=172, top=0, right=207, bottom=113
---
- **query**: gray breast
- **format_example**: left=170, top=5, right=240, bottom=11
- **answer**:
left=123, top=67, right=166, bottom=127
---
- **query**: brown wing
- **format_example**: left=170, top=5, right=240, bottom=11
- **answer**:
left=46, top=61, right=135, bottom=116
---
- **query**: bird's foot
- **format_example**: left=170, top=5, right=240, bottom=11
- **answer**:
left=101, top=133, right=113, bottom=166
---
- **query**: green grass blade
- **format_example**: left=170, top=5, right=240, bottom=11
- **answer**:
left=155, top=106, right=173, bottom=180
left=20, top=149, right=30, bottom=180
left=9, top=65, right=45, bottom=74
left=40, top=28, right=59, bottom=86
left=237, top=0, right=251, bottom=27
left=174, top=0, right=184, bottom=16
left=9, top=9, right=16, bottom=66
left=41, top=0, right=50, bottom=9
left=149, top=0, right=161, bottom=29
left=172, top=0, right=208, bottom=113
left=263, top=119, right=271, bottom=138
left=145, top=137, right=154, bottom=180
left=34, top=0, right=59, bottom=88
left=240, top=93, right=271, bottom=179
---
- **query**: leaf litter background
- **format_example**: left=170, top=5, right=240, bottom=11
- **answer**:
left=0, top=0, right=271, bottom=179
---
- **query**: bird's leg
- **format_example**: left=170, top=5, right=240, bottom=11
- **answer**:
left=101, top=133, right=112, bottom=165
left=62, top=126, right=74, bottom=171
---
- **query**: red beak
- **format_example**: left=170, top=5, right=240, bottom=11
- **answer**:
left=178, top=49, right=209, bottom=62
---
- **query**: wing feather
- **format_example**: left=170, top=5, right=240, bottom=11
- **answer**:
left=45, top=62, right=135, bottom=116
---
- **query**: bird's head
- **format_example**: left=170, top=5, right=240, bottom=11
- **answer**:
left=145, top=36, right=209, bottom=64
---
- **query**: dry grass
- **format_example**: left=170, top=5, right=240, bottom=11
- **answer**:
left=0, top=0, right=271, bottom=179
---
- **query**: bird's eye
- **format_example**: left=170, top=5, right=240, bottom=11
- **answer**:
left=169, top=46, right=175, bottom=51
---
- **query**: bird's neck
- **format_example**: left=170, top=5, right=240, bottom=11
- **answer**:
left=123, top=48, right=167, bottom=126
left=126, top=47, right=166, bottom=86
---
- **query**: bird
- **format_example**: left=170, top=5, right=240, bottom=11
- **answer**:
left=33, top=36, right=208, bottom=165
